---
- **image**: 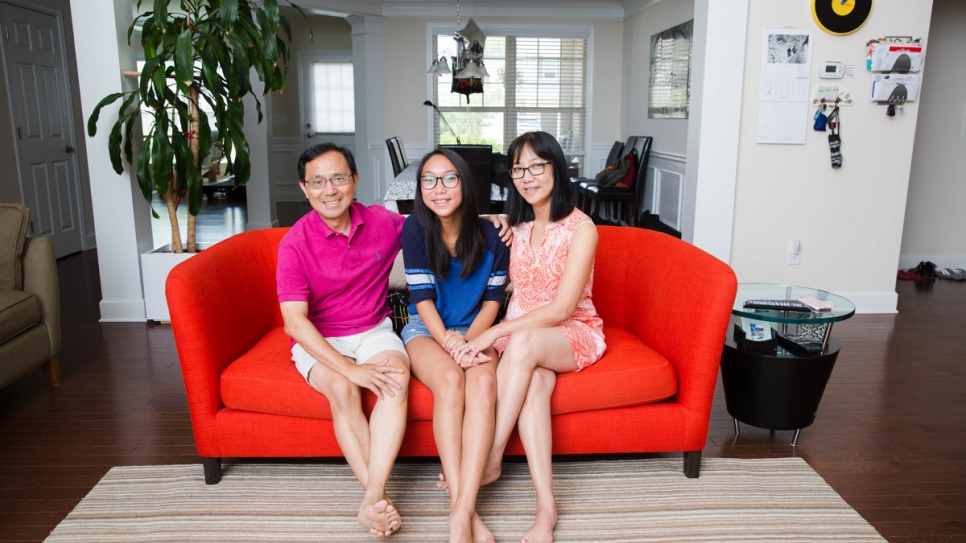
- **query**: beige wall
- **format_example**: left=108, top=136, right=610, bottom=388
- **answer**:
left=901, top=0, right=966, bottom=269
left=270, top=13, right=353, bottom=140
left=622, top=0, right=694, bottom=154
left=729, top=0, right=933, bottom=308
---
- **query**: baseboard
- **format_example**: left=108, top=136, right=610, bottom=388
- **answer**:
left=97, top=298, right=148, bottom=322
left=836, top=290, right=898, bottom=314
left=898, top=254, right=966, bottom=271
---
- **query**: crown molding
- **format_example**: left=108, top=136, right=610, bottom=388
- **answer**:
left=291, top=0, right=630, bottom=21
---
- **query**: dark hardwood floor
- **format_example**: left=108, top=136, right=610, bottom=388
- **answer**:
left=1, top=201, right=964, bottom=542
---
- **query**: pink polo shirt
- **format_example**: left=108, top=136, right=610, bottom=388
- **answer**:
left=277, top=203, right=405, bottom=338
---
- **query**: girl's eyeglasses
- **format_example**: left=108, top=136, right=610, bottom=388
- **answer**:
left=420, top=174, right=461, bottom=190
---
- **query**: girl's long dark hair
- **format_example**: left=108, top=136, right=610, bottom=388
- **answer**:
left=413, top=148, right=486, bottom=278
left=504, top=131, right=575, bottom=226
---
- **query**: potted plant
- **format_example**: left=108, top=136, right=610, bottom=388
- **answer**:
left=87, top=0, right=307, bottom=253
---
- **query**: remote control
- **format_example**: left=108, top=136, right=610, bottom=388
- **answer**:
left=776, top=333, right=824, bottom=355
left=743, top=299, right=813, bottom=312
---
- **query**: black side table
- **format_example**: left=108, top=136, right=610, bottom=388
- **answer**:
left=721, top=284, right=855, bottom=445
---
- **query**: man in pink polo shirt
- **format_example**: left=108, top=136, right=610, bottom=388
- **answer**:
left=277, top=143, right=409, bottom=538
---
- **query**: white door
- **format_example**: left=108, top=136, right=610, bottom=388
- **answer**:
left=1, top=2, right=84, bottom=258
left=299, top=52, right=355, bottom=154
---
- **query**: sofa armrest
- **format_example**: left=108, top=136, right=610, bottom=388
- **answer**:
left=594, top=227, right=737, bottom=414
left=21, top=237, right=60, bottom=356
left=166, top=229, right=288, bottom=455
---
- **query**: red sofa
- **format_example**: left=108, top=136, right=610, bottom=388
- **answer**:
left=166, top=225, right=737, bottom=484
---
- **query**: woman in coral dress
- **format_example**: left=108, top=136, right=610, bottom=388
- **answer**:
left=452, top=131, right=605, bottom=543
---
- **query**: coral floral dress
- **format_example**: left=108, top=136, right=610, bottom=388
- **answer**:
left=494, top=208, right=606, bottom=370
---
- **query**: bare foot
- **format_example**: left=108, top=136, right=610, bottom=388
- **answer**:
left=357, top=498, right=401, bottom=538
left=447, top=510, right=473, bottom=543
left=472, top=512, right=495, bottom=543
left=480, top=457, right=502, bottom=486
left=438, top=472, right=450, bottom=492
left=521, top=506, right=556, bottom=543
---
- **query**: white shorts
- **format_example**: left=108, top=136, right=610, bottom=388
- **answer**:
left=292, top=317, right=407, bottom=382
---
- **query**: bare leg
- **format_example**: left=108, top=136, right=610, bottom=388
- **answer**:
left=482, top=328, right=577, bottom=486
left=408, top=337, right=498, bottom=543
left=360, top=351, right=409, bottom=538
left=519, top=367, right=558, bottom=543
left=452, top=357, right=497, bottom=543
left=309, top=352, right=409, bottom=538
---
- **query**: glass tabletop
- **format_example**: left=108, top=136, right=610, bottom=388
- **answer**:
left=732, top=283, right=855, bottom=325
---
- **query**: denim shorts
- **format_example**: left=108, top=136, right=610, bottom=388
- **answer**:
left=400, top=312, right=470, bottom=345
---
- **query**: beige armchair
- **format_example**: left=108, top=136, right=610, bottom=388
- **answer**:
left=0, top=203, right=61, bottom=389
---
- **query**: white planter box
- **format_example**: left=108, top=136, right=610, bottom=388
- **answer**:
left=141, top=244, right=208, bottom=322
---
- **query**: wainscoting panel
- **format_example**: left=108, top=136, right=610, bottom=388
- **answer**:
left=645, top=151, right=686, bottom=232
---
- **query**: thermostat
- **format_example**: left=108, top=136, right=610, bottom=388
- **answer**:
left=820, top=61, right=845, bottom=79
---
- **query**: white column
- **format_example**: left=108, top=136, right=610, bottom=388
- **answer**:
left=347, top=15, right=384, bottom=205
left=244, top=69, right=278, bottom=229
left=684, top=0, right=748, bottom=264
left=71, top=0, right=151, bottom=321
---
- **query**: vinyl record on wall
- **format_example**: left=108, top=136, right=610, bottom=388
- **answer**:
left=812, top=0, right=873, bottom=35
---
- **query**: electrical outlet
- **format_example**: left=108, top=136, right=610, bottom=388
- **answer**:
left=788, top=240, right=801, bottom=265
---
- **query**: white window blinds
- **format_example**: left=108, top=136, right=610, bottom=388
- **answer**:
left=432, top=29, right=588, bottom=162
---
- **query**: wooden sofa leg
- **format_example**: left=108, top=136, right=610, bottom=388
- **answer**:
left=41, top=356, right=61, bottom=387
left=203, top=457, right=222, bottom=484
left=683, top=451, right=702, bottom=478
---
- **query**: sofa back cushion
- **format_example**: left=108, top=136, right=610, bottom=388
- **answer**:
left=0, top=204, right=29, bottom=291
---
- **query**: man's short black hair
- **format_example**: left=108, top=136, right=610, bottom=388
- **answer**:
left=297, top=143, right=358, bottom=182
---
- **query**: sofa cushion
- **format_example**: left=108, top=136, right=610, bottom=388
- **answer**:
left=221, top=328, right=437, bottom=422
left=221, top=326, right=677, bottom=422
left=551, top=327, right=677, bottom=415
left=0, top=289, right=42, bottom=343
left=0, top=204, right=29, bottom=291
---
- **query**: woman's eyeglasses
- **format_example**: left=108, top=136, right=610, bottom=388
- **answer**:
left=420, top=174, right=461, bottom=190
left=509, top=161, right=553, bottom=179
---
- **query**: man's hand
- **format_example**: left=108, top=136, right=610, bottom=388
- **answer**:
left=483, top=214, right=513, bottom=245
left=346, top=358, right=405, bottom=400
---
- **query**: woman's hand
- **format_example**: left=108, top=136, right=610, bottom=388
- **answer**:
left=451, top=327, right=499, bottom=367
left=441, top=331, right=491, bottom=367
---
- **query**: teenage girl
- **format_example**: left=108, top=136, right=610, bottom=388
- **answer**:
left=400, top=148, right=509, bottom=543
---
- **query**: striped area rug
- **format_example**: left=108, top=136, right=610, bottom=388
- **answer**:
left=45, top=457, right=885, bottom=542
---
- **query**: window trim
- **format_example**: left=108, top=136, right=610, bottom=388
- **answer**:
left=425, top=23, right=594, bottom=156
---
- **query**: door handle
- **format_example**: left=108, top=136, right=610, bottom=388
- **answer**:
left=66, top=145, right=75, bottom=153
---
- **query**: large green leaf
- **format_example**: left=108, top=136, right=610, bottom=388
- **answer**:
left=220, top=0, right=238, bottom=26
left=263, top=0, right=279, bottom=34
left=174, top=28, right=195, bottom=93
left=107, top=121, right=124, bottom=174
left=86, top=92, right=126, bottom=136
left=136, top=131, right=155, bottom=202
left=152, top=0, right=167, bottom=29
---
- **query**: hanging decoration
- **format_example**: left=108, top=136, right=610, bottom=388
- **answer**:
left=428, top=0, right=488, bottom=103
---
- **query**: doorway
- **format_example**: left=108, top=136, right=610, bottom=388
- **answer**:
left=299, top=52, right=355, bottom=154
left=0, top=1, right=85, bottom=258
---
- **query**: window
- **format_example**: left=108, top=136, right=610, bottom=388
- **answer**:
left=431, top=25, right=589, bottom=169
left=308, top=61, right=355, bottom=133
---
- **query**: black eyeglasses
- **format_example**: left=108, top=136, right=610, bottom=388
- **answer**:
left=509, top=161, right=553, bottom=179
left=420, top=174, right=461, bottom=190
